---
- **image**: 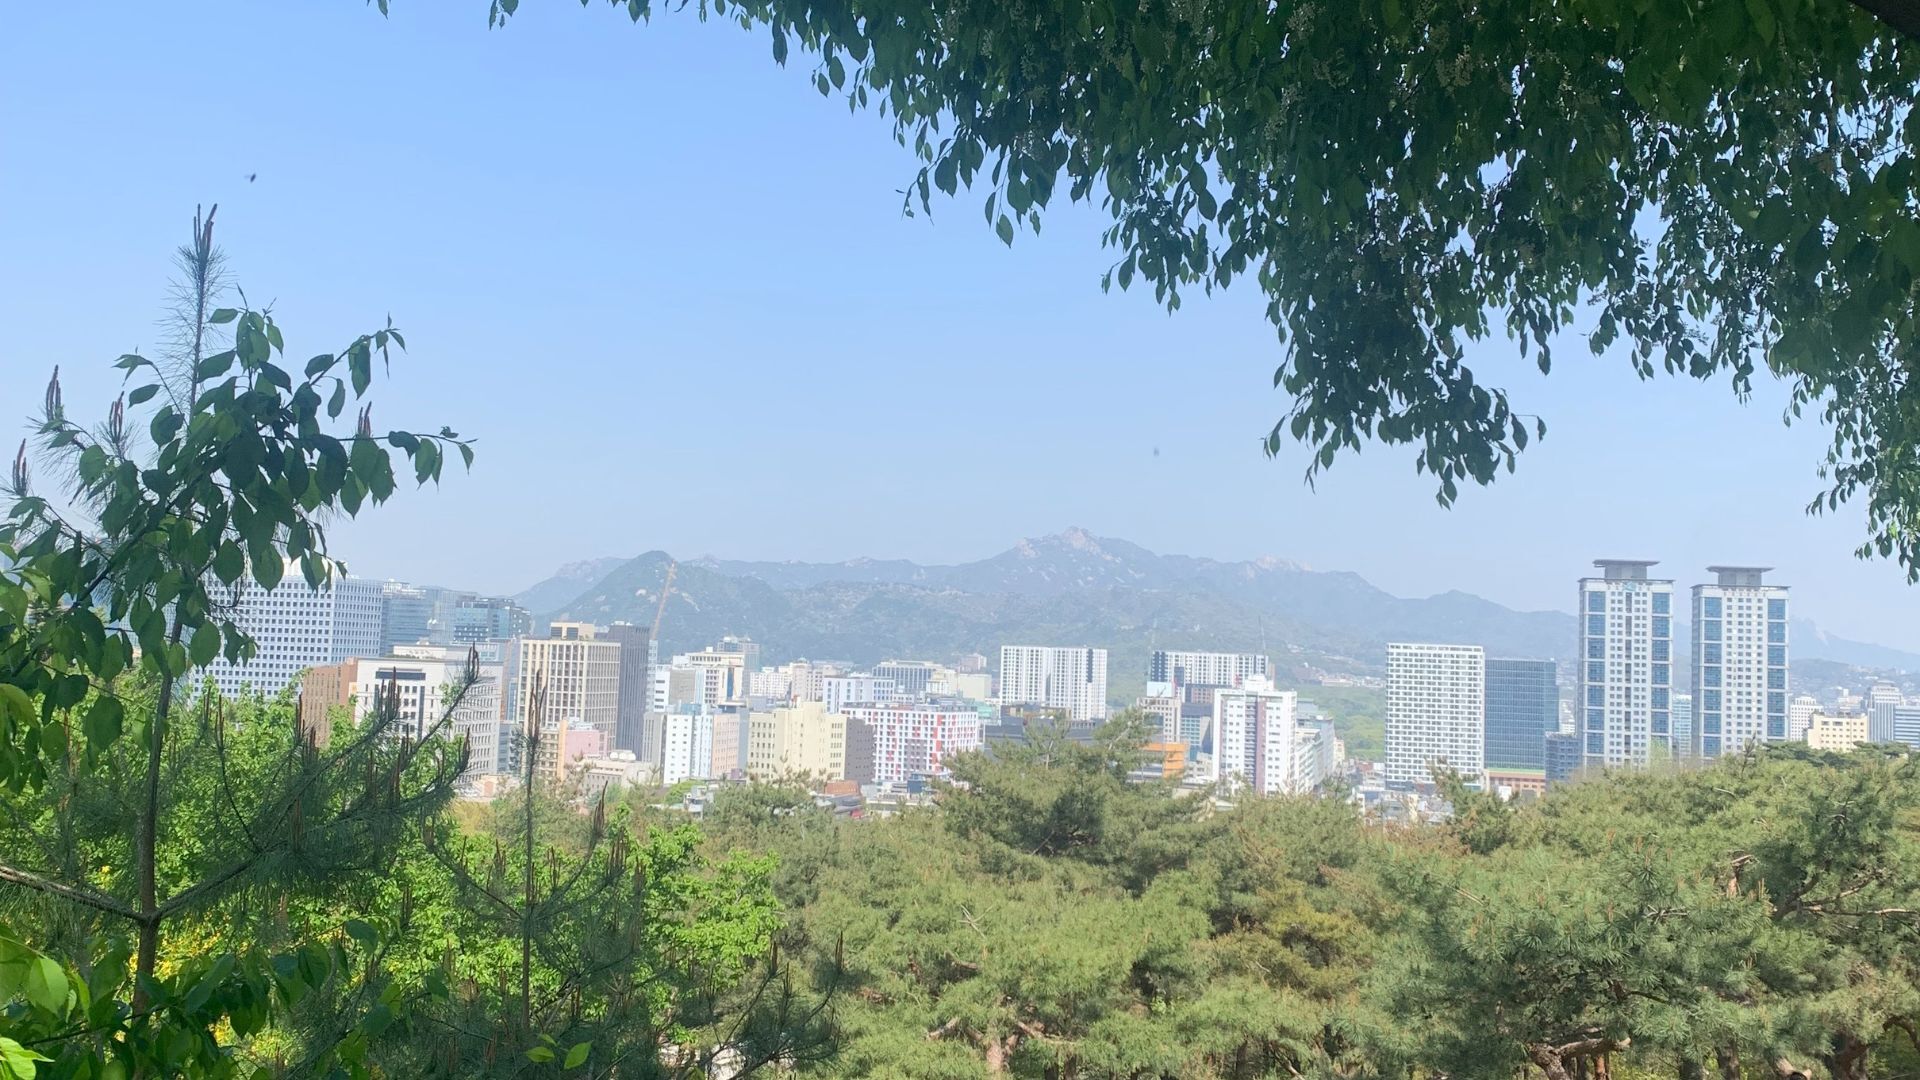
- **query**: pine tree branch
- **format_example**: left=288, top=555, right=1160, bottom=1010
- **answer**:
left=0, top=861, right=141, bottom=922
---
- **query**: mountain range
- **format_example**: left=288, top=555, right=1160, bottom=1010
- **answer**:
left=513, top=529, right=1920, bottom=696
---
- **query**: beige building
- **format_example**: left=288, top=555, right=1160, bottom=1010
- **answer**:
left=1806, top=711, right=1870, bottom=752
left=746, top=701, right=848, bottom=782
left=298, top=660, right=359, bottom=747
left=515, top=622, right=622, bottom=781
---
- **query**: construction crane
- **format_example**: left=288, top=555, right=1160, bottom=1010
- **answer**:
left=649, top=560, right=677, bottom=651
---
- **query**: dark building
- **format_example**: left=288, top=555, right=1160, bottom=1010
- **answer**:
left=1484, top=658, right=1558, bottom=770
left=1544, top=731, right=1583, bottom=786
left=605, top=622, right=651, bottom=755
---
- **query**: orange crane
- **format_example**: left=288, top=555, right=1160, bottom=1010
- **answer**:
left=649, top=560, right=677, bottom=648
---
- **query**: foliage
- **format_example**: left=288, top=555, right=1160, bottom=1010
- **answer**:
left=512, top=0, right=1920, bottom=578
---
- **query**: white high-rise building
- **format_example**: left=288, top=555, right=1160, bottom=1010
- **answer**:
left=205, top=576, right=383, bottom=698
left=1385, top=643, right=1486, bottom=787
left=660, top=706, right=716, bottom=785
left=1867, top=682, right=1903, bottom=744
left=1209, top=677, right=1331, bottom=795
left=351, top=645, right=503, bottom=779
left=1690, top=567, right=1789, bottom=759
left=1579, top=560, right=1675, bottom=768
left=997, top=645, right=1108, bottom=723
left=822, top=675, right=899, bottom=714
left=1788, top=694, right=1820, bottom=742
left=1148, top=650, right=1270, bottom=688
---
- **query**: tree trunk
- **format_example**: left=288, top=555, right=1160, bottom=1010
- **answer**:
left=131, top=616, right=185, bottom=1009
left=1820, top=1034, right=1870, bottom=1080
left=1715, top=1048, right=1742, bottom=1080
left=1679, top=1056, right=1705, bottom=1080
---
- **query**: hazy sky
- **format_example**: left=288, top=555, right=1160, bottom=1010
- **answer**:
left=4, top=2, right=1916, bottom=651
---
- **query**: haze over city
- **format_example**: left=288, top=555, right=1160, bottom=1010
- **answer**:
left=4, top=0, right=1915, bottom=658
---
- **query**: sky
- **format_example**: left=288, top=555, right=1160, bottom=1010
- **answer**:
left=3, top=2, right=1915, bottom=652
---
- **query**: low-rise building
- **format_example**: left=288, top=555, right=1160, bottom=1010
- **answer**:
left=1807, top=711, right=1870, bottom=752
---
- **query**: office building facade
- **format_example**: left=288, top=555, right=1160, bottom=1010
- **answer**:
left=840, top=701, right=983, bottom=784
left=205, top=576, right=384, bottom=698
left=1483, top=658, right=1557, bottom=770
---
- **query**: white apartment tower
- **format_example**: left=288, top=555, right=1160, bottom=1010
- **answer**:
left=1148, top=650, right=1270, bottom=688
left=205, top=576, right=383, bottom=698
left=998, top=645, right=1109, bottom=722
left=1690, top=567, right=1789, bottom=759
left=1579, top=560, right=1674, bottom=768
left=1210, top=677, right=1330, bottom=795
left=1385, top=643, right=1486, bottom=787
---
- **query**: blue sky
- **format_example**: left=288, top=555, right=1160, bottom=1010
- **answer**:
left=4, top=1, right=1915, bottom=651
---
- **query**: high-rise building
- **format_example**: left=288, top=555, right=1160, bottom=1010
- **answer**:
left=750, top=667, right=794, bottom=705
left=1209, top=677, right=1331, bottom=795
left=441, top=595, right=532, bottom=645
left=823, top=675, right=899, bottom=714
left=1788, top=694, right=1819, bottom=742
left=379, top=582, right=435, bottom=652
left=746, top=701, right=848, bottom=781
left=1148, top=650, right=1270, bottom=689
left=840, top=701, right=983, bottom=784
left=1578, top=560, right=1674, bottom=768
left=874, top=661, right=939, bottom=697
left=1670, top=692, right=1694, bottom=753
left=1134, top=681, right=1184, bottom=746
left=297, top=660, right=358, bottom=747
left=660, top=705, right=716, bottom=785
left=710, top=708, right=751, bottom=779
left=1867, top=682, right=1903, bottom=744
left=1482, top=658, right=1557, bottom=770
left=1893, top=701, right=1920, bottom=749
left=604, top=622, right=652, bottom=755
left=1690, top=566, right=1789, bottom=759
left=1544, top=731, right=1583, bottom=786
left=512, top=622, right=621, bottom=781
left=1385, top=643, right=1486, bottom=787
left=352, top=644, right=503, bottom=779
left=206, top=576, right=383, bottom=698
left=998, top=645, right=1108, bottom=723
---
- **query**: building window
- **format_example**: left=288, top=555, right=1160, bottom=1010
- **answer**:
left=1588, top=592, right=1606, bottom=613
left=1767, top=598, right=1786, bottom=620
left=1704, top=597, right=1723, bottom=618
left=1653, top=664, right=1670, bottom=686
left=1588, top=614, right=1605, bottom=636
left=1768, top=645, right=1786, bottom=666
left=1768, top=622, right=1786, bottom=644
left=1653, top=616, right=1671, bottom=638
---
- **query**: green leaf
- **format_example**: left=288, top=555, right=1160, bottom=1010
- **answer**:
left=564, top=1042, right=590, bottom=1069
left=996, top=214, right=1015, bottom=246
left=189, top=623, right=219, bottom=668
left=0, top=1036, right=50, bottom=1079
left=85, top=697, right=124, bottom=750
left=343, top=919, right=378, bottom=949
left=208, top=308, right=239, bottom=324
left=127, top=384, right=160, bottom=406
left=24, top=956, right=68, bottom=1014
left=526, top=1047, right=555, bottom=1063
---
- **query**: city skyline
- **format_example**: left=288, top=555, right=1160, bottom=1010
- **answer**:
left=5, top=4, right=1920, bottom=655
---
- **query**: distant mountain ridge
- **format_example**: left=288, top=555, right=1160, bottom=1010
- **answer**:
left=527, top=530, right=1920, bottom=689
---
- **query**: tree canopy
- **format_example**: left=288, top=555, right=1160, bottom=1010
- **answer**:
left=504, top=0, right=1920, bottom=577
